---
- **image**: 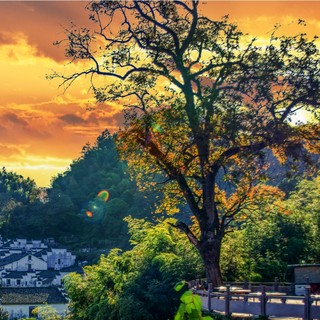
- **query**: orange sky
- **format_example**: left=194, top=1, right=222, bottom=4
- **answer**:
left=0, top=1, right=319, bottom=187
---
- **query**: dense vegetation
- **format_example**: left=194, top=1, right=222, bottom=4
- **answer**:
left=0, top=133, right=319, bottom=275
left=59, top=172, right=320, bottom=319
left=0, top=0, right=319, bottom=316
left=0, top=133, right=320, bottom=318
left=0, top=131, right=156, bottom=257
left=221, top=176, right=320, bottom=281
left=64, top=218, right=203, bottom=320
left=55, top=0, right=320, bottom=286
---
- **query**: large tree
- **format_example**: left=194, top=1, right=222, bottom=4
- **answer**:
left=54, top=1, right=320, bottom=286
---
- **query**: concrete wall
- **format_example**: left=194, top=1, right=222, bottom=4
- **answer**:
left=295, top=266, right=320, bottom=283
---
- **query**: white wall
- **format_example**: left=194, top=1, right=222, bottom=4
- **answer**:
left=3, top=303, right=68, bottom=319
left=5, top=255, right=47, bottom=271
left=47, top=249, right=76, bottom=270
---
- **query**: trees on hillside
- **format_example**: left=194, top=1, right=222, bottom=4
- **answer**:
left=54, top=1, right=320, bottom=286
left=48, top=130, right=155, bottom=247
left=221, top=173, right=320, bottom=282
left=0, top=167, right=38, bottom=231
left=64, top=217, right=203, bottom=320
left=1, top=132, right=156, bottom=252
left=284, top=174, right=320, bottom=262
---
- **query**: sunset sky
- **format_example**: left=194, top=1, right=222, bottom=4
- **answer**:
left=0, top=1, right=320, bottom=187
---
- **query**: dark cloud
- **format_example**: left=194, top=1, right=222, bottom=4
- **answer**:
left=59, top=113, right=86, bottom=124
left=1, top=112, right=28, bottom=126
left=85, top=109, right=124, bottom=127
left=101, top=111, right=124, bottom=129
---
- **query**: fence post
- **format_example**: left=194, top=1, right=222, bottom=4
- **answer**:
left=273, top=277, right=279, bottom=292
left=304, top=286, right=311, bottom=320
left=290, top=283, right=295, bottom=295
left=207, top=282, right=212, bottom=312
left=225, top=284, right=230, bottom=317
left=260, top=286, right=266, bottom=317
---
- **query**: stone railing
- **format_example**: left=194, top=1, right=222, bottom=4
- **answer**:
left=194, top=285, right=320, bottom=320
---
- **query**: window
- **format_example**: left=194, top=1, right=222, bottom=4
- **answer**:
left=17, top=279, right=21, bottom=286
left=28, top=255, right=32, bottom=261
left=6, top=279, right=10, bottom=286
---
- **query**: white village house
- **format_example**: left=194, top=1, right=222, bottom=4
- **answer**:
left=0, top=287, right=68, bottom=319
left=0, top=253, right=47, bottom=273
left=0, top=237, right=81, bottom=319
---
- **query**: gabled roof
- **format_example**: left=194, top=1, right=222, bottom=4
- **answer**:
left=33, top=249, right=47, bottom=258
left=0, top=253, right=46, bottom=267
left=37, top=270, right=60, bottom=279
left=0, top=254, right=28, bottom=267
left=0, top=287, right=68, bottom=304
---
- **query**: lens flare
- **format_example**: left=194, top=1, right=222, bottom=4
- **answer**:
left=151, top=123, right=163, bottom=133
left=97, top=190, right=110, bottom=202
left=86, top=211, right=93, bottom=218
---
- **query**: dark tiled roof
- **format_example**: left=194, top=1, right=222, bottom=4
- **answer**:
left=37, top=270, right=60, bottom=279
left=0, top=287, right=68, bottom=304
left=2, top=271, right=28, bottom=279
left=0, top=251, right=10, bottom=258
left=60, top=265, right=83, bottom=274
left=33, top=249, right=47, bottom=258
left=0, top=254, right=28, bottom=267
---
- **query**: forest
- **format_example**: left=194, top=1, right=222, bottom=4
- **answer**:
left=0, top=131, right=320, bottom=319
left=2, top=0, right=320, bottom=318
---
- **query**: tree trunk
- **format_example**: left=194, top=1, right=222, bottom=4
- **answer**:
left=199, top=238, right=223, bottom=288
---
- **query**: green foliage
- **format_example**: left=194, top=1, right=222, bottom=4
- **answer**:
left=54, top=0, right=320, bottom=286
left=0, top=167, right=39, bottom=236
left=0, top=307, right=9, bottom=320
left=1, top=131, right=156, bottom=255
left=45, top=130, right=156, bottom=249
left=0, top=167, right=38, bottom=204
left=220, top=174, right=320, bottom=282
left=174, top=291, right=202, bottom=320
left=284, top=173, right=320, bottom=262
left=32, top=305, right=63, bottom=320
left=64, top=218, right=204, bottom=320
left=174, top=283, right=212, bottom=320
left=223, top=219, right=292, bottom=282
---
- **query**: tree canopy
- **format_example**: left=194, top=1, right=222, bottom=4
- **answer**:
left=64, top=217, right=203, bottom=320
left=0, top=167, right=38, bottom=231
left=1, top=132, right=156, bottom=256
left=54, top=0, right=320, bottom=286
